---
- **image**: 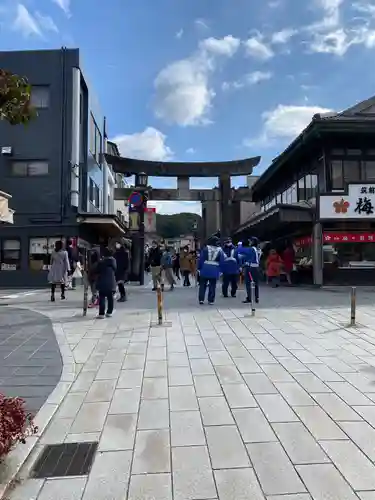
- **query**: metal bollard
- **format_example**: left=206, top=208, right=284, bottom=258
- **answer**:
left=350, top=286, right=356, bottom=326
left=157, top=285, right=163, bottom=325
left=250, top=281, right=256, bottom=316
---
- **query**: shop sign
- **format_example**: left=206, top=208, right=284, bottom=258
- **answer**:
left=319, top=184, right=375, bottom=219
left=0, top=263, right=16, bottom=271
left=323, top=232, right=375, bottom=243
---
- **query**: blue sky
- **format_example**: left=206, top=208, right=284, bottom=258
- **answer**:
left=1, top=0, right=375, bottom=214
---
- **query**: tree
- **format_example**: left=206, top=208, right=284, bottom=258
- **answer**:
left=156, top=212, right=202, bottom=239
left=0, top=69, right=35, bottom=125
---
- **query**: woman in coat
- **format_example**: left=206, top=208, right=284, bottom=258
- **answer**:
left=180, top=246, right=193, bottom=286
left=48, top=240, right=70, bottom=301
left=114, top=243, right=129, bottom=302
left=266, top=249, right=283, bottom=287
left=96, top=247, right=117, bottom=318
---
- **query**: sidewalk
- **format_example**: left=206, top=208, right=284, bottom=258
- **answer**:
left=4, top=285, right=375, bottom=499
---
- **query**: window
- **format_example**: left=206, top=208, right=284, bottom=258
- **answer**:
left=30, top=86, right=49, bottom=108
left=11, top=161, right=49, bottom=176
left=290, top=183, right=297, bottom=203
left=29, top=237, right=61, bottom=271
left=306, top=174, right=318, bottom=199
left=89, top=178, right=95, bottom=203
left=89, top=113, right=102, bottom=165
left=363, top=161, right=375, bottom=181
left=330, top=160, right=343, bottom=189
left=1, top=239, right=21, bottom=270
left=94, top=185, right=100, bottom=208
left=347, top=149, right=362, bottom=156
left=343, top=160, right=360, bottom=183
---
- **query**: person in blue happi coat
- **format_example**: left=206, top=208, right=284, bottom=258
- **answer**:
left=221, top=238, right=240, bottom=298
left=235, top=237, right=260, bottom=304
left=198, top=236, right=224, bottom=305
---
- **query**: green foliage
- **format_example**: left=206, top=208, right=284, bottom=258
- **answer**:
left=156, top=212, right=201, bottom=239
left=0, top=69, right=36, bottom=125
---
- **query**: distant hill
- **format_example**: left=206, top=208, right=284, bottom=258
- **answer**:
left=156, top=212, right=202, bottom=239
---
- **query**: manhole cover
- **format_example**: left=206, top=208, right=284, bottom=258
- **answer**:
left=31, top=442, right=98, bottom=478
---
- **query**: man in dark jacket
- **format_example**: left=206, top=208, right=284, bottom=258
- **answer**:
left=96, top=247, right=117, bottom=318
left=147, top=241, right=163, bottom=291
left=114, top=243, right=129, bottom=302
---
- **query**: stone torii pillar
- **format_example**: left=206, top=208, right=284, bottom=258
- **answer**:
left=219, top=174, right=231, bottom=239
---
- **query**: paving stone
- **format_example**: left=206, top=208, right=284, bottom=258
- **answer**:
left=103, top=349, right=127, bottom=363
left=205, top=425, right=250, bottom=469
left=85, top=379, right=117, bottom=403
left=171, top=410, right=206, bottom=446
left=277, top=357, right=310, bottom=373
left=248, top=349, right=277, bottom=364
left=38, top=477, right=87, bottom=500
left=339, top=421, right=375, bottom=461
left=57, top=393, right=85, bottom=418
left=357, top=493, right=375, bottom=500
left=326, top=381, right=373, bottom=406
left=168, top=352, right=189, bottom=367
left=222, top=383, right=257, bottom=408
left=194, top=374, right=223, bottom=397
left=199, top=396, right=234, bottom=425
left=99, top=414, right=137, bottom=451
left=294, top=405, right=347, bottom=440
left=70, top=402, right=109, bottom=433
left=296, top=464, right=360, bottom=500
left=128, top=473, right=172, bottom=500
left=95, top=362, right=122, bottom=380
left=142, top=377, right=168, bottom=399
left=138, top=399, right=169, bottom=430
left=187, top=345, right=209, bottom=358
left=170, top=386, right=198, bottom=411
left=243, top=373, right=278, bottom=394
left=214, top=468, right=265, bottom=500
left=292, top=373, right=332, bottom=393
left=352, top=405, right=375, bottom=427
left=172, top=446, right=217, bottom=500
left=319, top=439, right=375, bottom=490
left=261, top=364, right=294, bottom=382
left=312, top=393, right=362, bottom=421
left=233, top=357, right=262, bottom=374
left=40, top=417, right=73, bottom=444
left=306, top=364, right=343, bottom=382
left=275, top=382, right=316, bottom=406
left=247, top=442, right=306, bottom=495
left=109, top=388, right=141, bottom=414
left=132, top=429, right=170, bottom=474
left=117, top=369, right=143, bottom=388
left=255, top=394, right=298, bottom=422
left=267, top=495, right=312, bottom=500
left=122, top=354, right=146, bottom=370
left=190, top=358, right=215, bottom=375
left=273, top=422, right=330, bottom=464
left=83, top=450, right=132, bottom=499
left=168, top=366, right=193, bottom=386
left=234, top=407, right=277, bottom=443
left=209, top=350, right=234, bottom=366
left=5, top=479, right=44, bottom=500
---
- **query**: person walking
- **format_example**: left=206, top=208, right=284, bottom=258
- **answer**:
left=198, top=236, right=224, bottom=305
left=147, top=241, right=163, bottom=291
left=236, top=237, right=260, bottom=304
left=96, top=247, right=117, bottom=318
left=221, top=238, right=239, bottom=298
left=180, top=246, right=192, bottom=286
left=87, top=247, right=100, bottom=308
left=48, top=240, right=70, bottom=302
left=172, top=251, right=181, bottom=280
left=161, top=246, right=175, bottom=290
left=266, top=249, right=283, bottom=287
left=114, top=242, right=129, bottom=302
left=282, top=244, right=295, bottom=285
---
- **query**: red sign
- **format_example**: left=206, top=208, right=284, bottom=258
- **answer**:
left=323, top=232, right=375, bottom=243
left=144, top=207, right=156, bottom=213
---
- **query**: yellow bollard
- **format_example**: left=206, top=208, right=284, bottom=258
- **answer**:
left=157, top=286, right=163, bottom=325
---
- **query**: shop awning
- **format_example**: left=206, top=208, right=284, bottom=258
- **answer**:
left=77, top=214, right=128, bottom=238
left=234, top=204, right=314, bottom=241
left=0, top=190, right=14, bottom=224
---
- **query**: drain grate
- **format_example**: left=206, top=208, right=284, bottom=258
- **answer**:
left=31, top=442, right=98, bottom=478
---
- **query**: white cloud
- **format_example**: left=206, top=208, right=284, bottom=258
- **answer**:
left=222, top=71, right=272, bottom=91
left=176, top=29, right=183, bottom=39
left=35, top=12, right=58, bottom=32
left=243, top=36, right=274, bottom=60
left=194, top=18, right=209, bottom=30
left=13, top=4, right=41, bottom=36
left=186, top=148, right=196, bottom=154
left=52, top=0, right=71, bottom=16
left=271, top=28, right=297, bottom=44
left=245, top=104, right=333, bottom=147
left=148, top=201, right=202, bottom=215
left=353, top=2, right=375, bottom=17
left=112, top=127, right=173, bottom=161
left=154, top=35, right=240, bottom=126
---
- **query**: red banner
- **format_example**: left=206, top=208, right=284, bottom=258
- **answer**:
left=294, top=236, right=312, bottom=247
left=323, top=232, right=375, bottom=243
left=144, top=207, right=156, bottom=213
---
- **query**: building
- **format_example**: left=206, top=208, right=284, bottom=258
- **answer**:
left=0, top=48, right=127, bottom=288
left=234, top=95, right=375, bottom=285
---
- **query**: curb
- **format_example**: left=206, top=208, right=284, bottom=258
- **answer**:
left=0, top=320, right=74, bottom=499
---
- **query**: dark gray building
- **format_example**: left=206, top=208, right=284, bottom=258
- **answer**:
left=0, top=48, right=126, bottom=288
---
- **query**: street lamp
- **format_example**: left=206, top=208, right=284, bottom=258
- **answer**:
left=192, top=221, right=198, bottom=251
left=135, top=172, right=148, bottom=285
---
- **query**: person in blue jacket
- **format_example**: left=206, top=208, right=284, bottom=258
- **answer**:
left=198, top=236, right=224, bottom=305
left=235, top=237, right=260, bottom=304
left=221, top=238, right=239, bottom=298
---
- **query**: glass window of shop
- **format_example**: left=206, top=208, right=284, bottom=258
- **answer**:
left=29, top=237, right=63, bottom=271
left=0, top=239, right=21, bottom=270
left=363, top=161, right=375, bottom=181
left=324, top=243, right=375, bottom=269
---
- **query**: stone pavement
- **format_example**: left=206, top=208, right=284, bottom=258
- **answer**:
left=5, top=284, right=375, bottom=499
left=0, top=307, right=62, bottom=415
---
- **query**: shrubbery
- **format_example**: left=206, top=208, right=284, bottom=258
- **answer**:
left=0, top=393, right=38, bottom=461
